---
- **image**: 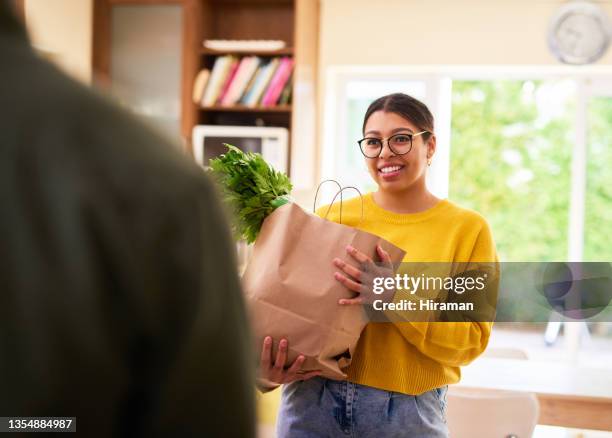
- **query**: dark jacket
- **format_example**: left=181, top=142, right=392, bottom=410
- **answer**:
left=0, top=4, right=255, bottom=437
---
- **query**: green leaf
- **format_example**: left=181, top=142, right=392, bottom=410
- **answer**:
left=208, top=144, right=292, bottom=243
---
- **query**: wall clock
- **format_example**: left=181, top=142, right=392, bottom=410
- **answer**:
left=548, top=1, right=611, bottom=65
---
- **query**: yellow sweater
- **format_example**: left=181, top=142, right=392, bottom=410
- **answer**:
left=317, top=192, right=497, bottom=395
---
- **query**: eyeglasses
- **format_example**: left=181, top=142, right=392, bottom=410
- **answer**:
left=357, top=131, right=430, bottom=158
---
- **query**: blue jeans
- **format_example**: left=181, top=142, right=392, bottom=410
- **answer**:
left=277, top=377, right=449, bottom=437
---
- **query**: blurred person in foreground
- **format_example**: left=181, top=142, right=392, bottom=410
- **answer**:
left=0, top=2, right=254, bottom=437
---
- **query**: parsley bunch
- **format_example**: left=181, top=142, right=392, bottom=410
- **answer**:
left=208, top=144, right=292, bottom=243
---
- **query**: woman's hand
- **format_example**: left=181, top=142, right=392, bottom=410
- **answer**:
left=258, top=336, right=321, bottom=387
left=333, top=244, right=395, bottom=305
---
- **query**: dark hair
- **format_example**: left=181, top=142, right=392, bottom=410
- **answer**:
left=362, top=93, right=434, bottom=140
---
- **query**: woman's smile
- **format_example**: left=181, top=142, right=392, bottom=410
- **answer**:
left=378, top=163, right=406, bottom=179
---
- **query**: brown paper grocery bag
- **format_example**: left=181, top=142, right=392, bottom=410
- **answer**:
left=242, top=202, right=405, bottom=380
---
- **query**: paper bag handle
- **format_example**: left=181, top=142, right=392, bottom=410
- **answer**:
left=313, top=179, right=364, bottom=224
left=325, top=186, right=364, bottom=225
left=313, top=179, right=342, bottom=214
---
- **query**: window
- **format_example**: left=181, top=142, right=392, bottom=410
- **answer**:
left=324, top=66, right=612, bottom=360
left=324, top=67, right=612, bottom=263
left=450, top=79, right=574, bottom=262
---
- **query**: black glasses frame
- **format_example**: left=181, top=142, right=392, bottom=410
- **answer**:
left=357, top=131, right=430, bottom=158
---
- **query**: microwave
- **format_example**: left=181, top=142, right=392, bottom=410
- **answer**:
left=192, top=125, right=289, bottom=173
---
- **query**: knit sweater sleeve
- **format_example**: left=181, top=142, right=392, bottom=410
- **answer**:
left=388, top=219, right=498, bottom=367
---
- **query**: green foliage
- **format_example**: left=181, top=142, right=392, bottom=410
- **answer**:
left=208, top=144, right=292, bottom=243
left=450, top=80, right=612, bottom=326
left=450, top=80, right=573, bottom=262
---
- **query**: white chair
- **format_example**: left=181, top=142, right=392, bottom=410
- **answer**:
left=483, top=348, right=528, bottom=360
left=446, top=388, right=539, bottom=438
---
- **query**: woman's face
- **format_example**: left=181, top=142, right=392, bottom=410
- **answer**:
left=363, top=110, right=434, bottom=193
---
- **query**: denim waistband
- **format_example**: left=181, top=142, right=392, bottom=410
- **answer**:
left=277, top=377, right=449, bottom=438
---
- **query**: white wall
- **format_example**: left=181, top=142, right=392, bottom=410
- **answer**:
left=319, top=0, right=612, bottom=66
left=315, top=0, right=612, bottom=186
left=24, top=0, right=93, bottom=83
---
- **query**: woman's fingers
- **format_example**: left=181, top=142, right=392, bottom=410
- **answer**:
left=346, top=245, right=373, bottom=268
left=286, top=354, right=306, bottom=376
left=333, top=258, right=362, bottom=281
left=339, top=296, right=365, bottom=305
left=274, top=338, right=288, bottom=370
left=260, top=336, right=272, bottom=369
left=334, top=245, right=396, bottom=305
left=334, top=271, right=363, bottom=293
left=259, top=337, right=316, bottom=384
left=376, top=244, right=394, bottom=270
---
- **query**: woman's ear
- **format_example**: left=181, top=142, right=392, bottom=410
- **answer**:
left=426, top=134, right=437, bottom=160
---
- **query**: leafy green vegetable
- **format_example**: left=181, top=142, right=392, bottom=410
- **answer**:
left=208, top=144, right=292, bottom=243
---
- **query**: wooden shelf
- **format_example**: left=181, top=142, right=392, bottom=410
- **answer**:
left=199, top=105, right=292, bottom=113
left=201, top=47, right=294, bottom=57
left=211, top=0, right=293, bottom=4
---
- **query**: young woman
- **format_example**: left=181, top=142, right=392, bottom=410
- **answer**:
left=257, top=93, right=497, bottom=437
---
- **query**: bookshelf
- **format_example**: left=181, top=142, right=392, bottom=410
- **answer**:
left=196, top=54, right=295, bottom=120
left=200, top=105, right=293, bottom=113
left=196, top=0, right=302, bottom=152
left=92, top=0, right=319, bottom=187
left=200, top=48, right=295, bottom=57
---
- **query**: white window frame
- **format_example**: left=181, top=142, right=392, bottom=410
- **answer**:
left=323, top=64, right=612, bottom=262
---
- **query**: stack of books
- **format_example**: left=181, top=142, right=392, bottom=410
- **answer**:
left=193, top=56, right=294, bottom=108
